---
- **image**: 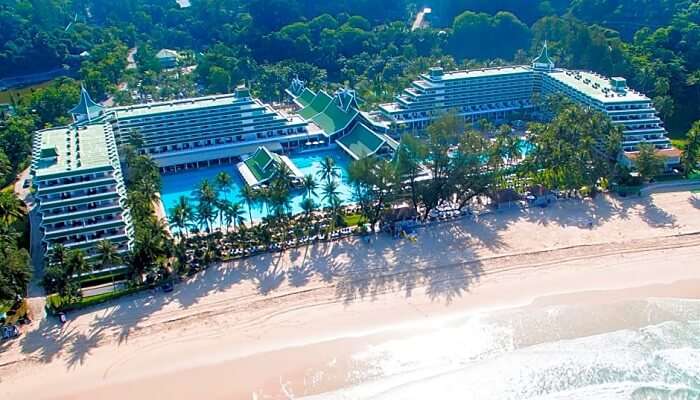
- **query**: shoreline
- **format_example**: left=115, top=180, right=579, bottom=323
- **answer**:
left=46, top=273, right=700, bottom=400
left=2, top=190, right=700, bottom=399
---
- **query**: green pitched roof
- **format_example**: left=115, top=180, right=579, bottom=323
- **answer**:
left=334, top=88, right=359, bottom=111
left=311, top=102, right=358, bottom=135
left=298, top=91, right=333, bottom=120
left=336, top=123, right=387, bottom=160
left=243, top=147, right=282, bottom=181
left=296, top=88, right=317, bottom=108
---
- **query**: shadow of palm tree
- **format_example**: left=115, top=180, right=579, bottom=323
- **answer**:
left=18, top=317, right=77, bottom=363
left=690, top=195, right=700, bottom=210
left=65, top=327, right=104, bottom=369
left=255, top=265, right=285, bottom=295
left=424, top=260, right=484, bottom=304
left=639, top=198, right=677, bottom=228
left=287, top=264, right=314, bottom=287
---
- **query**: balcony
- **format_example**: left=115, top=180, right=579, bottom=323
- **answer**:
left=44, top=219, right=126, bottom=240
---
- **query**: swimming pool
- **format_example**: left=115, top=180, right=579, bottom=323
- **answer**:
left=160, top=149, right=354, bottom=227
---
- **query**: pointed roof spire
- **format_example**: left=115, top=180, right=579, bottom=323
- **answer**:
left=289, top=76, right=305, bottom=96
left=532, top=41, right=555, bottom=72
left=69, top=84, right=103, bottom=122
left=334, top=87, right=359, bottom=112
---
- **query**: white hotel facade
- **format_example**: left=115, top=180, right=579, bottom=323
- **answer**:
left=377, top=43, right=674, bottom=158
left=32, top=85, right=326, bottom=264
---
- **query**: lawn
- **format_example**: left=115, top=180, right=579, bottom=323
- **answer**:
left=48, top=286, right=142, bottom=313
left=671, top=138, right=688, bottom=150
left=342, top=213, right=364, bottom=227
left=0, top=80, right=54, bottom=104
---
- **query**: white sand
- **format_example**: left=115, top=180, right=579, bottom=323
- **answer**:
left=2, top=191, right=700, bottom=399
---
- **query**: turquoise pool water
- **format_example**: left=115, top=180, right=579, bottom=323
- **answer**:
left=160, top=149, right=354, bottom=226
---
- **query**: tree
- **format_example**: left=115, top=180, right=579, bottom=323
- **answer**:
left=227, top=202, right=246, bottom=230
left=348, top=156, right=396, bottom=230
left=302, top=174, right=318, bottom=199
left=300, top=196, right=316, bottom=219
left=208, top=66, right=231, bottom=93
left=215, top=171, right=233, bottom=198
left=451, top=130, right=493, bottom=207
left=241, top=184, right=258, bottom=224
left=129, top=218, right=170, bottom=282
left=169, top=196, right=195, bottom=238
left=321, top=179, right=342, bottom=233
left=321, top=179, right=341, bottom=209
left=194, top=179, right=217, bottom=231
left=396, top=133, right=427, bottom=211
left=317, top=156, right=340, bottom=185
left=681, top=121, right=700, bottom=177
left=25, top=78, right=80, bottom=126
left=451, top=11, right=530, bottom=60
left=524, top=103, right=622, bottom=193
left=634, top=143, right=664, bottom=181
left=0, top=191, right=23, bottom=225
left=44, top=249, right=89, bottom=300
left=0, top=242, right=31, bottom=301
left=96, top=240, right=121, bottom=272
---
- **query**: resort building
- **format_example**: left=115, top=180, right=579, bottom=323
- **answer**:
left=68, top=85, right=327, bottom=171
left=286, top=79, right=398, bottom=161
left=336, top=122, right=399, bottom=161
left=377, top=43, right=674, bottom=161
left=237, top=146, right=304, bottom=187
left=31, top=122, right=134, bottom=263
left=155, top=49, right=179, bottom=68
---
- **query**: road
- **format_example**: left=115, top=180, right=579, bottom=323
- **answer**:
left=411, top=7, right=432, bottom=31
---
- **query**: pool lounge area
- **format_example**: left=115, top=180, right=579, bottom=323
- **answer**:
left=160, top=149, right=354, bottom=227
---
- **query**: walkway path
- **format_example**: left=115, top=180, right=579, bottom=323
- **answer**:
left=411, top=7, right=432, bottom=31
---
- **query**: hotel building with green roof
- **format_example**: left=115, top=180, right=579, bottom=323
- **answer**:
left=376, top=43, right=676, bottom=163
left=31, top=121, right=134, bottom=264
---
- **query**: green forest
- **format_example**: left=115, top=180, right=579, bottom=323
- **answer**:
left=2, top=0, right=700, bottom=136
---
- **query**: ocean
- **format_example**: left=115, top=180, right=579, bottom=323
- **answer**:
left=298, top=298, right=700, bottom=400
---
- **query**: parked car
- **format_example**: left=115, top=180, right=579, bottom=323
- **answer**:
left=161, top=281, right=174, bottom=292
left=22, top=179, right=31, bottom=188
left=1, top=325, right=20, bottom=340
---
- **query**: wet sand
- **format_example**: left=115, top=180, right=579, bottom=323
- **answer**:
left=2, top=191, right=700, bottom=399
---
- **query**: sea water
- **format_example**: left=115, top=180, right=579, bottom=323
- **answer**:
left=300, top=298, right=700, bottom=400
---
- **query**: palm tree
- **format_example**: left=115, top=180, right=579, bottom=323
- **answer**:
left=129, top=218, right=169, bottom=282
left=273, top=163, right=296, bottom=192
left=301, top=174, right=318, bottom=199
left=321, top=180, right=341, bottom=210
left=273, top=173, right=294, bottom=215
left=196, top=200, right=216, bottom=233
left=194, top=179, right=217, bottom=231
left=240, top=184, right=257, bottom=224
left=0, top=191, right=23, bottom=225
left=300, top=197, right=316, bottom=222
left=96, top=240, right=121, bottom=272
left=228, top=202, right=246, bottom=230
left=65, top=249, right=89, bottom=299
left=168, top=196, right=194, bottom=238
left=216, top=198, right=232, bottom=228
left=215, top=171, right=232, bottom=198
left=317, top=156, right=340, bottom=185
left=49, top=243, right=67, bottom=267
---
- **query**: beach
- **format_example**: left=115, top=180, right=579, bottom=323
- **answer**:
left=2, top=191, right=700, bottom=399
